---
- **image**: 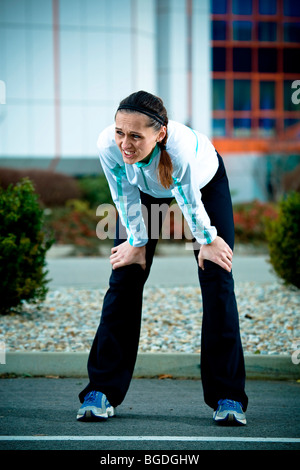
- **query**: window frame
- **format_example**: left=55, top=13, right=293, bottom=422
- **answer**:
left=211, top=0, right=300, bottom=151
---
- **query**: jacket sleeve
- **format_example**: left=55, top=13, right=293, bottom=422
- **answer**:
left=171, top=160, right=217, bottom=245
left=99, top=150, right=148, bottom=247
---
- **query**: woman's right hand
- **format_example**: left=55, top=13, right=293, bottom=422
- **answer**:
left=198, top=236, right=233, bottom=272
left=110, top=241, right=146, bottom=270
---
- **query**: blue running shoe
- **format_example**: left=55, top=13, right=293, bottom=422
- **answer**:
left=77, top=391, right=115, bottom=421
left=213, top=399, right=246, bottom=425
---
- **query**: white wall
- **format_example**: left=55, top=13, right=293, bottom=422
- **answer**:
left=192, top=0, right=212, bottom=137
left=156, top=0, right=211, bottom=136
left=0, top=0, right=157, bottom=158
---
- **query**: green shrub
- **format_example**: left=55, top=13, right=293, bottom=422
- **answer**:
left=0, top=179, right=54, bottom=314
left=77, top=174, right=113, bottom=208
left=265, top=191, right=300, bottom=288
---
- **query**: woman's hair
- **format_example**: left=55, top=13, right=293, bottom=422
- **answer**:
left=116, top=90, right=173, bottom=189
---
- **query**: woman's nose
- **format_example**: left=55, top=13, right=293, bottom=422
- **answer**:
left=122, top=135, right=131, bottom=148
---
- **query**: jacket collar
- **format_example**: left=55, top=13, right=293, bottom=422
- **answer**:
left=135, top=144, right=160, bottom=168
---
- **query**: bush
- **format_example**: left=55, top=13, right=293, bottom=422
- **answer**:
left=0, top=179, right=54, bottom=314
left=77, top=174, right=113, bottom=208
left=44, top=199, right=101, bottom=254
left=265, top=191, right=300, bottom=288
left=233, top=200, right=278, bottom=243
left=0, top=167, right=81, bottom=207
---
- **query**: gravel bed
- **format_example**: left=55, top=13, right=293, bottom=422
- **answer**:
left=1, top=281, right=299, bottom=356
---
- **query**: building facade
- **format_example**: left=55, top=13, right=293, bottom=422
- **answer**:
left=0, top=0, right=299, bottom=202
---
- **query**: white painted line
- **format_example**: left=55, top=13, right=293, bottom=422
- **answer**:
left=0, top=436, right=299, bottom=443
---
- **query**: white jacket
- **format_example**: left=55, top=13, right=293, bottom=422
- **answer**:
left=97, top=120, right=219, bottom=247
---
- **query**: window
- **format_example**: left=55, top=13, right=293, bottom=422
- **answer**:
left=213, top=47, right=226, bottom=71
left=259, top=0, right=277, bottom=15
left=260, top=81, right=275, bottom=110
left=258, top=22, right=277, bottom=41
left=212, top=20, right=227, bottom=40
left=233, top=21, right=253, bottom=41
left=284, top=0, right=300, bottom=17
left=284, top=22, right=300, bottom=43
left=233, top=48, right=252, bottom=72
left=258, top=48, right=278, bottom=73
left=283, top=48, right=300, bottom=73
left=213, top=79, right=226, bottom=110
left=232, top=0, right=252, bottom=15
left=234, top=80, right=251, bottom=110
left=211, top=0, right=300, bottom=144
left=212, top=0, right=228, bottom=14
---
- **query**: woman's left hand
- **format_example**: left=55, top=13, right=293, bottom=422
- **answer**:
left=198, top=236, right=233, bottom=272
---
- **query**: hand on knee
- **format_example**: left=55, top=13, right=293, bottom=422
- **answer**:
left=198, top=236, right=233, bottom=272
left=110, top=241, right=146, bottom=271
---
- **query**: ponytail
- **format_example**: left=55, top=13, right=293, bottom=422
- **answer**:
left=157, top=136, right=173, bottom=189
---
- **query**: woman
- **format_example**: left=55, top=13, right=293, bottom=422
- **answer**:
left=77, top=91, right=248, bottom=425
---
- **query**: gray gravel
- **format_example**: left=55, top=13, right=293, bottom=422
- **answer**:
left=1, top=281, right=299, bottom=357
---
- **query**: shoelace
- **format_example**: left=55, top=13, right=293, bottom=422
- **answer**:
left=84, top=391, right=99, bottom=403
left=220, top=399, right=241, bottom=410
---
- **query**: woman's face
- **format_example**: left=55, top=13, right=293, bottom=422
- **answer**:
left=115, top=111, right=166, bottom=165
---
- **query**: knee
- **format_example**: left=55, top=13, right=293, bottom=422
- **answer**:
left=109, top=264, right=146, bottom=288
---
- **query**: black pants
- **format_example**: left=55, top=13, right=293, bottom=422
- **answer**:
left=79, top=154, right=248, bottom=412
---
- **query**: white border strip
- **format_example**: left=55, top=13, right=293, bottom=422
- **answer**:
left=0, top=436, right=299, bottom=443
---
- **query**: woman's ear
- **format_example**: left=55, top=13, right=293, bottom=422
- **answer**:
left=158, top=125, right=167, bottom=143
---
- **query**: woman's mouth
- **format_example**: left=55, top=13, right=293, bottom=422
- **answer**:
left=122, top=149, right=136, bottom=158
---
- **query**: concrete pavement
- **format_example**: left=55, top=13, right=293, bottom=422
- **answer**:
left=46, top=252, right=278, bottom=290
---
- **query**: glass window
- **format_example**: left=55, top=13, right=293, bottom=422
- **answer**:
left=260, top=81, right=275, bottom=110
left=233, top=47, right=252, bottom=72
left=233, top=118, right=251, bottom=136
left=258, top=119, right=276, bottom=136
left=259, top=0, right=277, bottom=15
left=258, top=48, right=277, bottom=72
left=258, top=22, right=277, bottom=41
left=212, top=0, right=227, bottom=14
left=233, top=21, right=252, bottom=41
left=284, top=0, right=300, bottom=17
left=284, top=80, right=300, bottom=111
left=212, top=47, right=226, bottom=71
left=212, top=21, right=227, bottom=40
left=213, top=80, right=226, bottom=110
left=234, top=80, right=251, bottom=110
left=284, top=23, right=300, bottom=43
left=213, top=119, right=226, bottom=136
left=232, top=0, right=252, bottom=15
left=284, top=119, right=300, bottom=129
left=283, top=48, right=300, bottom=73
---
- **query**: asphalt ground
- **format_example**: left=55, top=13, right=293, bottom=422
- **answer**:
left=0, top=377, right=299, bottom=454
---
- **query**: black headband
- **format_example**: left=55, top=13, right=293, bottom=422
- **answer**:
left=117, top=104, right=166, bottom=126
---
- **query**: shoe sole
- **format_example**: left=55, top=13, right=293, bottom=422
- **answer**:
left=213, top=412, right=246, bottom=426
left=77, top=406, right=115, bottom=421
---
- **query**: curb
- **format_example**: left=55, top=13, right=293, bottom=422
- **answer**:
left=1, top=352, right=299, bottom=380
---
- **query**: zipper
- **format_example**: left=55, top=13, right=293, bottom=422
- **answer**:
left=140, top=167, right=149, bottom=190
